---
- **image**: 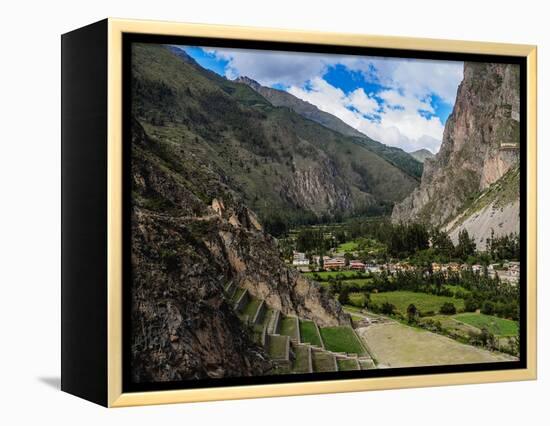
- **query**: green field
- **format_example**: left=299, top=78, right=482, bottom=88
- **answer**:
left=443, top=284, right=471, bottom=297
left=319, top=326, right=365, bottom=355
left=349, top=292, right=368, bottom=308
left=304, top=271, right=366, bottom=280
left=336, top=241, right=359, bottom=252
left=299, top=320, right=322, bottom=346
left=453, top=313, right=519, bottom=336
left=279, top=316, right=299, bottom=340
left=370, top=291, right=465, bottom=315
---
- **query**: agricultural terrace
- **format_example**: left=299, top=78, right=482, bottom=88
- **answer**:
left=299, top=320, right=322, bottom=346
left=319, top=326, right=366, bottom=355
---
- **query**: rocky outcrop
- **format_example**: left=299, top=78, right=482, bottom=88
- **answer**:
left=392, top=62, right=520, bottom=230
left=130, top=120, right=347, bottom=384
left=409, top=148, right=435, bottom=163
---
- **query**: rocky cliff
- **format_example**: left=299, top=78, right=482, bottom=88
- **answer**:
left=130, top=119, right=348, bottom=383
left=392, top=62, right=520, bottom=237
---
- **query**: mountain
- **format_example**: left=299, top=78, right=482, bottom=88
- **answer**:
left=234, top=76, right=366, bottom=138
left=409, top=148, right=435, bottom=163
left=133, top=44, right=419, bottom=232
left=392, top=62, right=520, bottom=248
left=131, top=43, right=435, bottom=382
left=235, top=76, right=423, bottom=180
left=130, top=117, right=348, bottom=382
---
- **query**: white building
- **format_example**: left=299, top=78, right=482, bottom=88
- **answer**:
left=292, top=251, right=310, bottom=266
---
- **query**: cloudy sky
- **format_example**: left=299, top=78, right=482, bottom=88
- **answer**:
left=179, top=45, right=464, bottom=154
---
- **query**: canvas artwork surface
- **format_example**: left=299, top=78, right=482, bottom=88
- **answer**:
left=128, top=42, right=522, bottom=387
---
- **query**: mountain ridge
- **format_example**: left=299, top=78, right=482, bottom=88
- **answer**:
left=133, top=44, right=420, bottom=230
left=235, top=75, right=423, bottom=180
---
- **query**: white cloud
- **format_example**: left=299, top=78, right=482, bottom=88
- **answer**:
left=340, top=56, right=463, bottom=105
left=203, top=47, right=463, bottom=153
left=208, top=47, right=333, bottom=87
left=288, top=78, right=380, bottom=129
left=347, top=88, right=380, bottom=116
left=289, top=79, right=445, bottom=153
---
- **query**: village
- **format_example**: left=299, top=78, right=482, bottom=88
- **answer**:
left=291, top=251, right=520, bottom=284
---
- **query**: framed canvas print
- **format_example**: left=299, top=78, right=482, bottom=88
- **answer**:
left=61, top=18, right=537, bottom=407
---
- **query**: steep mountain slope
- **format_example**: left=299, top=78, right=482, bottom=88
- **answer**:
left=130, top=118, right=348, bottom=383
left=410, top=148, right=435, bottom=163
left=133, top=44, right=419, bottom=229
left=235, top=76, right=423, bottom=180
left=444, top=167, right=519, bottom=249
left=235, top=76, right=366, bottom=138
left=392, top=61, right=520, bottom=239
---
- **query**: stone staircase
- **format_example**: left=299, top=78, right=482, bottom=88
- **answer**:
left=226, top=284, right=377, bottom=374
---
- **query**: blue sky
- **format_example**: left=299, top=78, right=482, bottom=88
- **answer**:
left=176, top=45, right=463, bottom=154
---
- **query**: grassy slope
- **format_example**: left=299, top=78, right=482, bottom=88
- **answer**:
left=241, top=77, right=423, bottom=180
left=446, top=166, right=520, bottom=230
left=453, top=313, right=518, bottom=336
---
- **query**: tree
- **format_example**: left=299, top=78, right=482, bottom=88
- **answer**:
left=431, top=229, right=455, bottom=259
left=381, top=302, right=396, bottom=316
left=344, top=252, right=353, bottom=266
left=455, top=229, right=476, bottom=260
left=338, top=286, right=350, bottom=305
left=407, top=303, right=418, bottom=323
left=481, top=301, right=495, bottom=315
left=440, top=302, right=457, bottom=315
left=464, top=297, right=479, bottom=312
